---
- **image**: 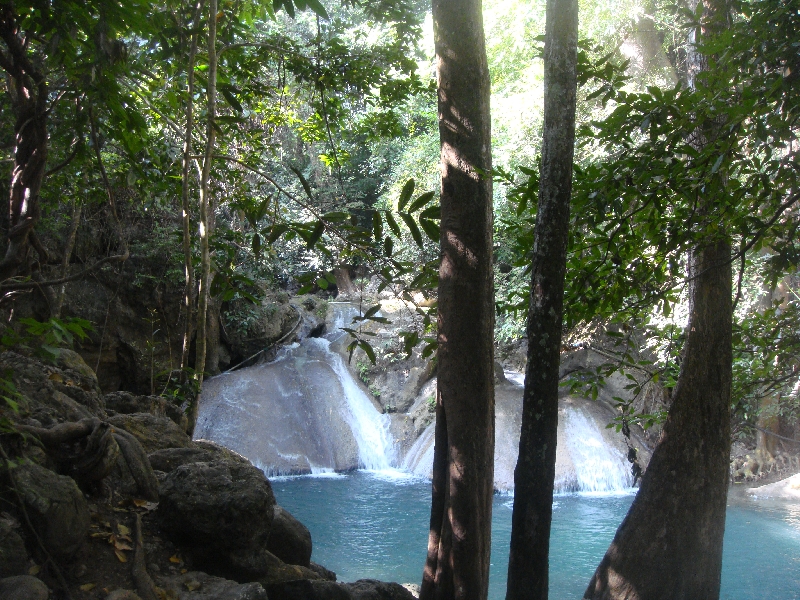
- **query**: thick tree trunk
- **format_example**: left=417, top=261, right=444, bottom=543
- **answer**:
left=583, top=240, right=732, bottom=600
left=0, top=5, right=48, bottom=281
left=505, top=1, right=578, bottom=599
left=420, top=2, right=494, bottom=599
left=584, top=3, right=732, bottom=598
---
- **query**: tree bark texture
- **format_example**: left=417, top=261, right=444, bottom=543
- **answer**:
left=0, top=4, right=48, bottom=281
left=505, top=1, right=578, bottom=599
left=420, top=1, right=494, bottom=599
left=584, top=3, right=732, bottom=598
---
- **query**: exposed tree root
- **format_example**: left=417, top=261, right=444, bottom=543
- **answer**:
left=111, top=429, right=159, bottom=502
left=133, top=512, right=161, bottom=600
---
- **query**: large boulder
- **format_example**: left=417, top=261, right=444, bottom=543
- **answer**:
left=148, top=440, right=249, bottom=473
left=0, top=575, right=49, bottom=600
left=342, top=580, right=416, bottom=600
left=0, top=517, right=28, bottom=577
left=157, top=572, right=268, bottom=600
left=267, top=506, right=312, bottom=567
left=12, top=462, right=89, bottom=561
left=157, top=459, right=277, bottom=580
left=263, top=580, right=352, bottom=600
left=107, top=413, right=190, bottom=453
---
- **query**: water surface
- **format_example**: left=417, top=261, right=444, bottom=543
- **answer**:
left=273, top=472, right=800, bottom=600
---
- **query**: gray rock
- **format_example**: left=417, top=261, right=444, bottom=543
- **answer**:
left=104, top=392, right=188, bottom=432
left=342, top=580, right=417, bottom=600
left=264, top=580, right=352, bottom=600
left=157, top=459, right=276, bottom=580
left=107, top=413, right=191, bottom=453
left=148, top=441, right=250, bottom=473
left=0, top=575, right=49, bottom=600
left=308, top=562, right=336, bottom=581
left=0, top=517, right=28, bottom=577
left=13, top=462, right=89, bottom=560
left=157, top=571, right=268, bottom=600
left=268, top=506, right=312, bottom=567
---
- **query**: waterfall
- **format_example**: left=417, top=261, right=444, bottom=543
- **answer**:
left=195, top=303, right=395, bottom=475
left=555, top=407, right=633, bottom=493
left=309, top=337, right=394, bottom=471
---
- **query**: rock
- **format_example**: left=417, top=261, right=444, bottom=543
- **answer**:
left=268, top=506, right=312, bottom=567
left=157, top=459, right=276, bottom=580
left=107, top=413, right=191, bottom=453
left=308, top=562, right=336, bottom=582
left=105, top=590, right=142, bottom=600
left=52, top=348, right=99, bottom=392
left=157, top=571, right=268, bottom=600
left=0, top=575, right=49, bottom=600
left=342, top=580, right=416, bottom=600
left=13, top=462, right=89, bottom=561
left=104, top=392, right=188, bottom=432
left=148, top=441, right=250, bottom=473
left=264, top=580, right=353, bottom=600
left=0, top=517, right=29, bottom=577
left=746, top=473, right=800, bottom=500
left=0, top=351, right=104, bottom=422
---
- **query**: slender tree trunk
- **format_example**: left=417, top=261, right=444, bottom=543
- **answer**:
left=0, top=5, right=48, bottom=281
left=584, top=3, right=732, bottom=598
left=505, top=1, right=578, bottom=599
left=420, top=1, right=494, bottom=599
left=180, top=0, right=205, bottom=375
left=188, top=0, right=217, bottom=434
left=54, top=201, right=82, bottom=317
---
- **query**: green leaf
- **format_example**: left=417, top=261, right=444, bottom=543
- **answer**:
left=317, top=277, right=329, bottom=290
left=398, top=179, right=415, bottom=212
left=420, top=205, right=441, bottom=220
left=359, top=340, right=376, bottom=364
left=307, top=221, right=324, bottom=250
left=268, top=224, right=289, bottom=243
left=384, top=211, right=401, bottom=237
left=220, top=86, right=243, bottom=113
left=372, top=211, right=383, bottom=242
left=399, top=213, right=424, bottom=247
left=384, top=236, right=394, bottom=257
left=290, top=166, right=314, bottom=200
left=409, top=191, right=435, bottom=213
left=419, top=219, right=440, bottom=243
left=252, top=233, right=261, bottom=258
left=305, top=0, right=329, bottom=19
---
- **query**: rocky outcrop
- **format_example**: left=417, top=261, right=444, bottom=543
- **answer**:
left=105, top=391, right=188, bottom=432
left=264, top=579, right=353, bottom=600
left=157, top=571, right=268, bottom=600
left=12, top=461, right=90, bottom=561
left=157, top=459, right=277, bottom=580
left=342, top=580, right=417, bottom=600
left=268, top=506, right=313, bottom=568
left=0, top=575, right=49, bottom=600
left=0, top=517, right=29, bottom=577
left=107, top=413, right=191, bottom=453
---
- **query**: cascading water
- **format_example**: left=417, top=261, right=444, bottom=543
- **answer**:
left=195, top=303, right=395, bottom=474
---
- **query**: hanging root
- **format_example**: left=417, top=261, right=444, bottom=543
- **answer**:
left=111, top=429, right=159, bottom=502
left=132, top=512, right=161, bottom=600
left=17, top=418, right=158, bottom=501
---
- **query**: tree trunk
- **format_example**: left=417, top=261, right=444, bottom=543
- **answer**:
left=505, top=1, right=578, bottom=599
left=584, top=3, right=732, bottom=598
left=188, top=0, right=217, bottom=435
left=193, top=0, right=217, bottom=382
left=180, top=0, right=205, bottom=375
left=420, top=1, right=494, bottom=599
left=0, top=5, right=48, bottom=281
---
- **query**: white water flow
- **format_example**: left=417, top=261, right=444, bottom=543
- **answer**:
left=556, top=408, right=633, bottom=493
left=195, top=303, right=395, bottom=474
